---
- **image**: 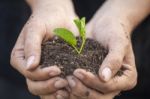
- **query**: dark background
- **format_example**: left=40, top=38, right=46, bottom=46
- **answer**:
left=0, top=0, right=150, bottom=99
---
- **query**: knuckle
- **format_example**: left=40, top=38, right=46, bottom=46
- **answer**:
left=130, top=79, right=137, bottom=89
left=102, top=83, right=114, bottom=93
left=108, top=58, right=122, bottom=71
left=42, top=82, right=51, bottom=91
left=101, top=77, right=121, bottom=93
left=122, top=38, right=129, bottom=47
left=29, top=88, right=39, bottom=96
left=72, top=85, right=88, bottom=96
left=28, top=86, right=37, bottom=95
left=27, top=82, right=37, bottom=95
left=10, top=49, right=16, bottom=67
left=57, top=90, right=68, bottom=97
left=10, top=58, right=14, bottom=67
left=25, top=19, right=45, bottom=33
left=127, top=71, right=138, bottom=90
left=25, top=71, right=36, bottom=80
left=125, top=79, right=137, bottom=91
left=112, top=58, right=122, bottom=66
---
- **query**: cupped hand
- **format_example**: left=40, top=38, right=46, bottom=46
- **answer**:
left=10, top=8, right=78, bottom=80
left=74, top=12, right=137, bottom=94
left=67, top=76, right=119, bottom=99
left=10, top=5, right=78, bottom=99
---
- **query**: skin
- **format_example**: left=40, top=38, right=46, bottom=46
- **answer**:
left=10, top=0, right=150, bottom=99
left=11, top=0, right=76, bottom=98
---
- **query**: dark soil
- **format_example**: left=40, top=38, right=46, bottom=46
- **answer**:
left=40, top=37, right=108, bottom=77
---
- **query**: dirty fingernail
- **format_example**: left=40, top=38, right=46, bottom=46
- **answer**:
left=74, top=71, right=84, bottom=79
left=54, top=79, right=66, bottom=89
left=26, top=56, right=35, bottom=69
left=101, top=67, right=112, bottom=82
left=56, top=95, right=64, bottom=99
left=68, top=77, right=76, bottom=88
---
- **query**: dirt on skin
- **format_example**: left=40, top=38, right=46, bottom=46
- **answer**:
left=40, top=37, right=108, bottom=77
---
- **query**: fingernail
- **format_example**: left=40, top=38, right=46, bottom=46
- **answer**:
left=49, top=66, right=60, bottom=76
left=54, top=79, right=66, bottom=89
left=68, top=77, right=76, bottom=88
left=56, top=95, right=64, bottom=99
left=101, top=67, right=112, bottom=82
left=49, top=71, right=58, bottom=76
left=26, top=56, right=35, bottom=69
left=74, top=71, right=84, bottom=79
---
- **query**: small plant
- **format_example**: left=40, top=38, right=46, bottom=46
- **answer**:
left=53, top=17, right=86, bottom=54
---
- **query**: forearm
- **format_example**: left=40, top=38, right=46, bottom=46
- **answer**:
left=26, top=0, right=75, bottom=15
left=95, top=0, right=150, bottom=34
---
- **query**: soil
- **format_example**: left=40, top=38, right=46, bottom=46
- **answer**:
left=40, top=37, right=108, bottom=77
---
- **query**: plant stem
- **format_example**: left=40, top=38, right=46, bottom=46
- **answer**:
left=72, top=45, right=80, bottom=54
left=79, top=38, right=86, bottom=54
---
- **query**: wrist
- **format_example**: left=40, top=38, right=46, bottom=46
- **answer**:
left=93, top=0, right=150, bottom=35
left=92, top=10, right=132, bottom=36
left=26, top=0, right=76, bottom=17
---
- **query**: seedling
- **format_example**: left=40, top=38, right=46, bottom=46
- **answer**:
left=53, top=17, right=86, bottom=54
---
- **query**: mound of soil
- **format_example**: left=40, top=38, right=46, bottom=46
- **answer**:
left=40, top=37, right=108, bottom=77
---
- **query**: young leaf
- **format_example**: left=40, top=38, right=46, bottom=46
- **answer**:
left=74, top=18, right=81, bottom=33
left=80, top=17, right=86, bottom=38
left=54, top=28, right=77, bottom=46
left=74, top=17, right=86, bottom=39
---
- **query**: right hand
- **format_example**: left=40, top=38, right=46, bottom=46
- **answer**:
left=26, top=78, right=69, bottom=99
left=10, top=3, right=78, bottom=99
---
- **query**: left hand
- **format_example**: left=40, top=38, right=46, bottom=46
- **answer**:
left=73, top=7, right=137, bottom=94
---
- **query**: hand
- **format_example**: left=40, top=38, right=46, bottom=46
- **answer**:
left=27, top=77, right=69, bottom=99
left=74, top=9, right=137, bottom=94
left=10, top=1, right=78, bottom=98
left=10, top=8, right=78, bottom=78
left=67, top=76, right=119, bottom=99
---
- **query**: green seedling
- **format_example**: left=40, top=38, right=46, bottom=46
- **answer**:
left=53, top=17, right=86, bottom=54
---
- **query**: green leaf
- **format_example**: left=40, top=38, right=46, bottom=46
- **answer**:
left=74, top=19, right=81, bottom=33
left=74, top=17, right=86, bottom=39
left=53, top=28, right=77, bottom=46
left=80, top=17, right=86, bottom=39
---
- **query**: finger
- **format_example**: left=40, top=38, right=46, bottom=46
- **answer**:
left=56, top=90, right=69, bottom=99
left=10, top=32, right=26, bottom=75
left=11, top=23, right=61, bottom=80
left=99, top=41, right=127, bottom=82
left=40, top=90, right=69, bottom=99
left=124, top=44, right=136, bottom=67
left=27, top=77, right=68, bottom=95
left=74, top=64, right=137, bottom=93
left=67, top=76, right=99, bottom=99
left=11, top=48, right=61, bottom=81
left=74, top=69, right=106, bottom=93
left=111, top=64, right=137, bottom=91
left=24, top=21, right=46, bottom=70
left=25, top=66, right=61, bottom=81
left=110, top=45, right=137, bottom=91
left=67, top=76, right=118, bottom=99
left=40, top=95, right=55, bottom=99
left=115, top=45, right=137, bottom=91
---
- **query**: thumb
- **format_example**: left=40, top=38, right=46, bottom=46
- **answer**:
left=99, top=44, right=125, bottom=82
left=24, top=22, right=46, bottom=70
